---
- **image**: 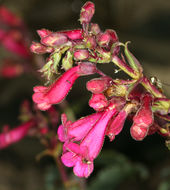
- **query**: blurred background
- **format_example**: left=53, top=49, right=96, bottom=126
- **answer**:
left=0, top=0, right=170, bottom=189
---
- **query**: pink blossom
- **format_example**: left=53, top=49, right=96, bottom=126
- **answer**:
left=0, top=120, right=35, bottom=149
left=58, top=112, right=103, bottom=142
left=106, top=103, right=134, bottom=141
left=61, top=104, right=117, bottom=177
left=130, top=93, right=153, bottom=141
left=33, top=63, right=97, bottom=110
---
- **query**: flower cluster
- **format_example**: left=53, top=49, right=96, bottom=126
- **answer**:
left=31, top=1, right=170, bottom=178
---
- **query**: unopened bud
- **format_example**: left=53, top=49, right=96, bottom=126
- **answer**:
left=37, top=29, right=52, bottom=38
left=97, top=32, right=110, bottom=47
left=85, top=36, right=96, bottom=49
left=130, top=124, right=148, bottom=141
left=41, top=32, right=68, bottom=47
left=86, top=76, right=112, bottom=94
left=78, top=62, right=97, bottom=75
left=105, top=29, right=118, bottom=43
left=59, top=29, right=83, bottom=40
left=74, top=49, right=89, bottom=60
left=80, top=1, right=95, bottom=24
left=30, top=42, right=53, bottom=54
left=90, top=23, right=100, bottom=35
left=89, top=93, right=108, bottom=111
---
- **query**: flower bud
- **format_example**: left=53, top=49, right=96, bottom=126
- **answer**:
left=41, top=32, right=68, bottom=47
left=59, top=29, right=83, bottom=40
left=30, top=42, right=53, bottom=54
left=89, top=93, right=108, bottom=111
left=84, top=36, right=96, bottom=49
left=105, top=29, right=118, bottom=43
left=130, top=124, right=148, bottom=141
left=86, top=76, right=112, bottom=94
left=74, top=49, right=89, bottom=60
left=37, top=29, right=52, bottom=38
left=90, top=23, right=100, bottom=35
left=78, top=62, right=97, bottom=75
left=97, top=32, right=110, bottom=47
left=80, top=1, right=95, bottom=24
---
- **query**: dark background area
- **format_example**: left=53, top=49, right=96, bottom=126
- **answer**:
left=0, top=0, right=170, bottom=189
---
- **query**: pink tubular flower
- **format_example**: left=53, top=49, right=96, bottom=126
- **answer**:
left=0, top=120, right=35, bottom=149
left=130, top=93, right=154, bottom=141
left=106, top=103, right=134, bottom=141
left=32, top=62, right=97, bottom=110
left=61, top=103, right=117, bottom=178
left=58, top=112, right=103, bottom=142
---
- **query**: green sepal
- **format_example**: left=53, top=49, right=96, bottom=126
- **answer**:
left=40, top=59, right=54, bottom=81
left=124, top=42, right=143, bottom=74
left=152, top=99, right=170, bottom=115
left=62, top=51, right=73, bottom=71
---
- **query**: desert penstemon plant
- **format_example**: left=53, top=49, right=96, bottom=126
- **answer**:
left=31, top=1, right=170, bottom=178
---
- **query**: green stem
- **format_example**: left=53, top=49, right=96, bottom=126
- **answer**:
left=112, top=55, right=139, bottom=79
left=141, top=76, right=165, bottom=98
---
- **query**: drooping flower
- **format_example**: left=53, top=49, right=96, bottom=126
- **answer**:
left=58, top=112, right=103, bottom=142
left=106, top=103, right=135, bottom=141
left=130, top=93, right=154, bottom=140
left=32, top=62, right=97, bottom=110
left=61, top=103, right=117, bottom=177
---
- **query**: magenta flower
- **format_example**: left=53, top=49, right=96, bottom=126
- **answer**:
left=58, top=112, right=103, bottom=142
left=130, top=93, right=154, bottom=140
left=0, top=120, right=35, bottom=149
left=61, top=104, right=117, bottom=177
left=33, top=62, right=97, bottom=110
